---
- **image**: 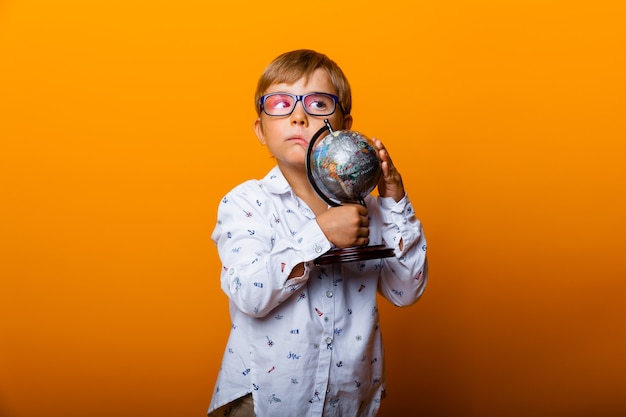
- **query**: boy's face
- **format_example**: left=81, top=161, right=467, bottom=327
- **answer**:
left=254, top=68, right=353, bottom=172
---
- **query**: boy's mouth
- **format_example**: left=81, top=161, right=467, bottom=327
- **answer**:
left=288, top=136, right=309, bottom=147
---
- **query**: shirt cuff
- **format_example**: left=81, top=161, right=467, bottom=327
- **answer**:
left=378, top=194, right=421, bottom=252
left=379, top=193, right=410, bottom=217
left=294, top=220, right=333, bottom=262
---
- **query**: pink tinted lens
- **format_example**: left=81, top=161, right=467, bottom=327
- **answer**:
left=264, top=94, right=294, bottom=114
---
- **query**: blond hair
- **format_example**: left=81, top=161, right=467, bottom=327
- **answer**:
left=254, top=49, right=352, bottom=116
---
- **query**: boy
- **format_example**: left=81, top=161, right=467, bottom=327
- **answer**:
left=208, top=49, right=428, bottom=417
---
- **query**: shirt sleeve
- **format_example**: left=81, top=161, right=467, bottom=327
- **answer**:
left=375, top=194, right=428, bottom=306
left=211, top=185, right=332, bottom=318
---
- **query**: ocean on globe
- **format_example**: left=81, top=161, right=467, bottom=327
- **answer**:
left=309, top=130, right=382, bottom=205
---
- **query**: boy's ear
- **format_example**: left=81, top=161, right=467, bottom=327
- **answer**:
left=342, top=114, right=353, bottom=130
left=254, top=118, right=266, bottom=145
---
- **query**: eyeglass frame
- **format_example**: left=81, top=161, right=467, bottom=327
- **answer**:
left=258, top=92, right=344, bottom=117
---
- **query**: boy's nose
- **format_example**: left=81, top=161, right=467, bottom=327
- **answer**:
left=290, top=101, right=308, bottom=126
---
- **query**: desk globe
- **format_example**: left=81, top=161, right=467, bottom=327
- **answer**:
left=306, top=119, right=395, bottom=265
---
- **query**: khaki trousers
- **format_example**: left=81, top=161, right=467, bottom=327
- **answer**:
left=208, top=394, right=254, bottom=417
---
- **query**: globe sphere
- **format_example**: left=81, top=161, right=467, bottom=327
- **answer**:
left=308, top=130, right=381, bottom=205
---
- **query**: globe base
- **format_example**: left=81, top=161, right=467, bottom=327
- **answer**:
left=313, top=245, right=395, bottom=266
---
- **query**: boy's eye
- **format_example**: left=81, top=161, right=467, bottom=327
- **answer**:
left=304, top=94, right=334, bottom=112
left=308, top=99, right=328, bottom=110
left=266, top=95, right=293, bottom=109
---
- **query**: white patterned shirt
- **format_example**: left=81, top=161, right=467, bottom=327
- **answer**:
left=208, top=166, right=428, bottom=417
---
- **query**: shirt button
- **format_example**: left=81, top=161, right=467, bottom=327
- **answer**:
left=326, top=291, right=333, bottom=298
left=314, top=244, right=323, bottom=253
left=325, top=337, right=332, bottom=344
left=324, top=317, right=329, bottom=322
left=228, top=268, right=235, bottom=275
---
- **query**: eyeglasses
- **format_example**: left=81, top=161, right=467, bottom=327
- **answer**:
left=259, top=92, right=341, bottom=117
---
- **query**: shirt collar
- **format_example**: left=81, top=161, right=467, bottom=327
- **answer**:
left=260, top=166, right=292, bottom=195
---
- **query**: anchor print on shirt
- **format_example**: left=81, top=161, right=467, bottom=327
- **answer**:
left=309, top=391, right=322, bottom=403
left=268, top=394, right=281, bottom=404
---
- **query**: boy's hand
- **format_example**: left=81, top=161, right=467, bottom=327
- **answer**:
left=316, top=204, right=370, bottom=248
left=373, top=138, right=405, bottom=202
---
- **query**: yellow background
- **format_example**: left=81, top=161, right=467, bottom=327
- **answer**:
left=1, top=1, right=625, bottom=416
